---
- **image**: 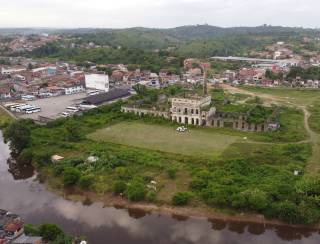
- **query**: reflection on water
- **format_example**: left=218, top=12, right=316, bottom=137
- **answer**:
left=0, top=132, right=320, bottom=244
left=7, top=158, right=34, bottom=180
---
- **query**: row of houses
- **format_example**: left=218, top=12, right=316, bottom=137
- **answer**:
left=0, top=63, right=111, bottom=99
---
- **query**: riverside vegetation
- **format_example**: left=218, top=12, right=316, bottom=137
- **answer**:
left=2, top=87, right=320, bottom=226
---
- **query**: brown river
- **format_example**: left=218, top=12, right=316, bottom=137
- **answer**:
left=0, top=133, right=320, bottom=244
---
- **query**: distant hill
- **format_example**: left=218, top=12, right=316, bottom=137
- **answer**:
left=1, top=24, right=319, bottom=38
left=163, top=25, right=319, bottom=40
left=7, top=25, right=320, bottom=58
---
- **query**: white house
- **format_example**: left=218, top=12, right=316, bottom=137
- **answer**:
left=85, top=74, right=109, bottom=92
left=63, top=84, right=85, bottom=95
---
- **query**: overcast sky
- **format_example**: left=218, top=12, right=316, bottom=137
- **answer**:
left=0, top=0, right=318, bottom=29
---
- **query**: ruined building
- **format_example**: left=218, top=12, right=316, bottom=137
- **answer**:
left=122, top=67, right=279, bottom=132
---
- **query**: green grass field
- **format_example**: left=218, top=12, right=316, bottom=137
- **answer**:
left=88, top=121, right=242, bottom=158
left=241, top=87, right=320, bottom=105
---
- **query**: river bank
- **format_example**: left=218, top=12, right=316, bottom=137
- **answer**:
left=44, top=182, right=320, bottom=232
left=2, top=127, right=320, bottom=243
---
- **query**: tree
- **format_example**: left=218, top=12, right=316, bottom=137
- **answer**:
left=4, top=120, right=32, bottom=156
left=39, top=224, right=63, bottom=241
left=125, top=180, right=145, bottom=201
left=63, top=168, right=81, bottom=186
left=172, top=192, right=192, bottom=206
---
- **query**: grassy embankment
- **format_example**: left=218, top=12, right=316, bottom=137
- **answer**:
left=0, top=106, right=14, bottom=129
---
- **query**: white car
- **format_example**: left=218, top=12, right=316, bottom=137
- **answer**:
left=176, top=126, right=188, bottom=133
left=61, top=112, right=71, bottom=117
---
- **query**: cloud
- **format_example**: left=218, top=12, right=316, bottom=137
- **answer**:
left=0, top=0, right=319, bottom=28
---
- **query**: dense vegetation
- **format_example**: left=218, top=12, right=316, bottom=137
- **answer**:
left=30, top=43, right=184, bottom=73
left=25, top=223, right=81, bottom=243
left=287, top=66, right=320, bottom=81
left=3, top=97, right=318, bottom=225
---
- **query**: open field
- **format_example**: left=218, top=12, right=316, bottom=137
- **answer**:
left=239, top=86, right=320, bottom=105
left=88, top=121, right=242, bottom=158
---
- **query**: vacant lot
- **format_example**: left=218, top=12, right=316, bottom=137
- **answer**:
left=89, top=122, right=242, bottom=158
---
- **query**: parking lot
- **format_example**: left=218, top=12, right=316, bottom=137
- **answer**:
left=18, top=93, right=87, bottom=120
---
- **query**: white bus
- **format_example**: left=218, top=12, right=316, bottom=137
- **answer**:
left=21, top=95, right=36, bottom=101
left=25, top=107, right=41, bottom=114
left=66, top=106, right=79, bottom=113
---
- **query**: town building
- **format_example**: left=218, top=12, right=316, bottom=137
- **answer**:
left=85, top=74, right=109, bottom=92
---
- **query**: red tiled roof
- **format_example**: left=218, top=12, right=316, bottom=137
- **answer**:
left=4, top=220, right=24, bottom=232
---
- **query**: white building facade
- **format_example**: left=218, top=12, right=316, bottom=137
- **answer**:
left=85, top=74, right=109, bottom=92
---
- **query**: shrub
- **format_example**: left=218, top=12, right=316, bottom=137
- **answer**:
left=63, top=168, right=81, bottom=186
left=244, top=189, right=269, bottom=211
left=78, top=175, right=94, bottom=189
left=172, top=192, right=192, bottom=206
left=24, top=224, right=39, bottom=236
left=146, top=191, right=156, bottom=202
left=39, top=224, right=63, bottom=241
left=273, top=201, right=299, bottom=224
left=167, top=166, right=178, bottom=179
left=53, top=165, right=65, bottom=176
left=33, top=151, right=51, bottom=167
left=125, top=180, right=145, bottom=201
left=112, top=180, right=127, bottom=194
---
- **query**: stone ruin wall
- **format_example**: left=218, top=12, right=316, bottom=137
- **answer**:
left=121, top=106, right=274, bottom=132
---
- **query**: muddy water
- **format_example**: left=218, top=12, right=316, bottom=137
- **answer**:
left=0, top=133, right=319, bottom=244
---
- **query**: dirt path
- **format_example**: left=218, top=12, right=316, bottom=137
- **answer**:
left=222, top=85, right=320, bottom=174
left=301, top=106, right=320, bottom=174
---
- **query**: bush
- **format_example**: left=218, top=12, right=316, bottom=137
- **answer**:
left=125, top=180, right=145, bottom=201
left=112, top=180, right=127, bottom=194
left=53, top=165, right=65, bottom=176
left=172, top=192, right=192, bottom=206
left=78, top=175, right=94, bottom=189
left=115, top=167, right=132, bottom=180
left=146, top=191, right=156, bottom=202
left=63, top=168, right=81, bottom=186
left=167, top=166, right=178, bottom=179
left=33, top=151, right=51, bottom=167
left=39, top=224, right=63, bottom=241
left=244, top=189, right=269, bottom=211
left=24, top=224, right=39, bottom=236
left=273, top=201, right=299, bottom=224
